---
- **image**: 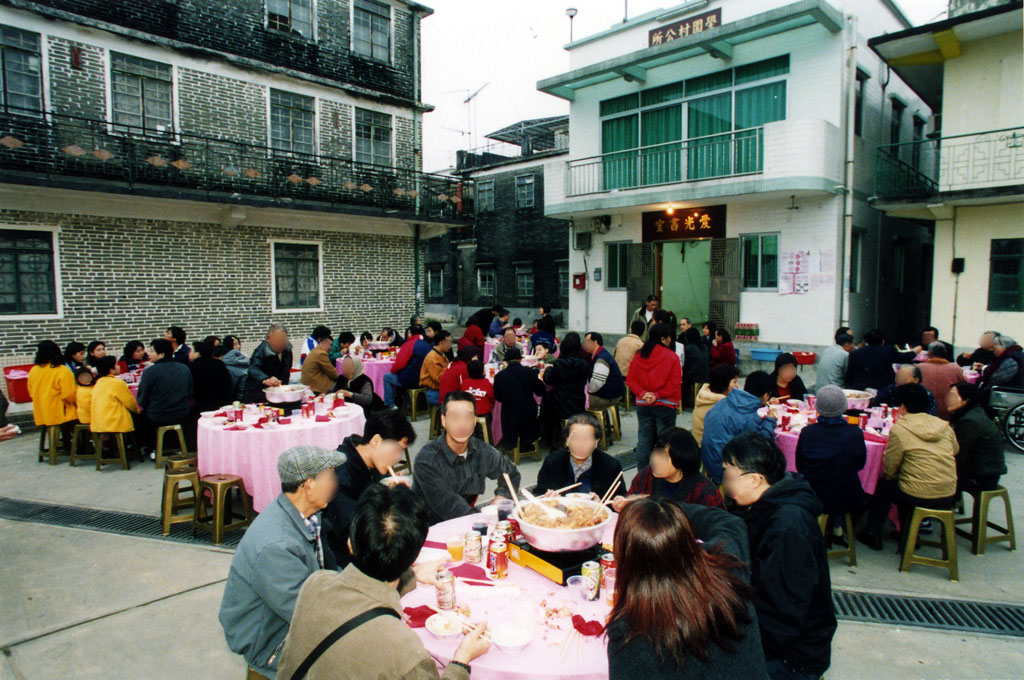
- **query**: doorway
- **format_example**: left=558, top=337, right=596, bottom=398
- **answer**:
left=659, top=240, right=711, bottom=325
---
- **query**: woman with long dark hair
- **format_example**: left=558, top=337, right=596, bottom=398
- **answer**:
left=625, top=324, right=681, bottom=470
left=27, top=340, right=78, bottom=442
left=118, top=340, right=147, bottom=374
left=769, top=352, right=807, bottom=402
left=607, top=497, right=768, bottom=679
left=63, top=341, right=86, bottom=374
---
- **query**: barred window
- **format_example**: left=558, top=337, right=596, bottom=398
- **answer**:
left=273, top=241, right=321, bottom=310
left=270, top=89, right=315, bottom=155
left=0, top=229, right=57, bottom=315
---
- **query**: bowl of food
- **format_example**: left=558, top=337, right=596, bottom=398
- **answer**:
left=263, top=384, right=307, bottom=404
left=425, top=613, right=462, bottom=639
left=513, top=497, right=611, bottom=553
left=490, top=623, right=534, bottom=652
left=842, top=389, right=872, bottom=410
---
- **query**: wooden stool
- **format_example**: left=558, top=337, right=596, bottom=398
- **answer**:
left=606, top=404, right=622, bottom=441
left=69, top=423, right=95, bottom=466
left=428, top=405, right=442, bottom=439
left=817, top=513, right=857, bottom=566
left=585, top=410, right=609, bottom=450
left=155, top=424, right=188, bottom=469
left=623, top=387, right=632, bottom=413
left=404, top=388, right=428, bottom=421
left=162, top=465, right=200, bottom=535
left=475, top=416, right=491, bottom=445
left=506, top=439, right=543, bottom=465
left=38, top=425, right=67, bottom=465
left=392, top=447, right=413, bottom=474
left=955, top=486, right=1016, bottom=555
left=93, top=432, right=137, bottom=470
left=247, top=667, right=270, bottom=680
left=194, top=474, right=251, bottom=545
left=899, top=507, right=958, bottom=581
left=165, top=454, right=199, bottom=470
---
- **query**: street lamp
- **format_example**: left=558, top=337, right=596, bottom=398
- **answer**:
left=566, top=7, right=577, bottom=42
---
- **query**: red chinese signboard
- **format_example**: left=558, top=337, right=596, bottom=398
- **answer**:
left=641, top=205, right=726, bottom=242
left=648, top=8, right=722, bottom=47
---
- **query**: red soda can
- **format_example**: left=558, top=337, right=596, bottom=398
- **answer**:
left=780, top=413, right=791, bottom=431
left=507, top=518, right=523, bottom=543
left=858, top=413, right=869, bottom=430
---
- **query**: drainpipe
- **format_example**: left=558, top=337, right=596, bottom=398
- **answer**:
left=411, top=5, right=422, bottom=215
left=414, top=223, right=422, bottom=316
left=838, top=15, right=858, bottom=329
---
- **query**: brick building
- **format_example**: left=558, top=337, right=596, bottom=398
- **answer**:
left=423, top=116, right=571, bottom=327
left=0, top=0, right=472, bottom=386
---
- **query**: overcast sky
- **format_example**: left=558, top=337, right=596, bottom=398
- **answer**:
left=419, top=0, right=948, bottom=171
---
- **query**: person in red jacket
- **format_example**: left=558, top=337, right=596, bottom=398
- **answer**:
left=626, top=323, right=682, bottom=470
left=439, top=346, right=482, bottom=403
left=709, top=328, right=737, bottom=370
left=461, top=360, right=495, bottom=416
left=457, top=324, right=485, bottom=352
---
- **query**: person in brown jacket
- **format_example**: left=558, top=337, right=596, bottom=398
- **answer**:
left=916, top=343, right=966, bottom=420
left=420, top=331, right=452, bottom=406
left=613, top=320, right=646, bottom=377
left=301, top=326, right=338, bottom=395
left=858, top=383, right=959, bottom=551
left=277, top=484, right=489, bottom=680
left=692, top=365, right=738, bottom=445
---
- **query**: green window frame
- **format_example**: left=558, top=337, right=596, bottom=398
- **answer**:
left=741, top=233, right=779, bottom=290
left=989, top=239, right=1024, bottom=312
left=0, top=25, right=43, bottom=116
left=272, top=241, right=321, bottom=310
left=605, top=242, right=630, bottom=290
left=0, top=228, right=57, bottom=315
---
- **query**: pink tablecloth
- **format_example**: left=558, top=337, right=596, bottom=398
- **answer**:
left=197, top=405, right=366, bottom=512
left=402, top=512, right=617, bottom=680
left=337, top=357, right=395, bottom=398
left=774, top=428, right=886, bottom=494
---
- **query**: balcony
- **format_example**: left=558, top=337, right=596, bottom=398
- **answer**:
left=0, top=108, right=472, bottom=224
left=874, top=126, right=1024, bottom=202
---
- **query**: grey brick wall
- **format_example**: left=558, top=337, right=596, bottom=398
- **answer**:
left=320, top=100, right=354, bottom=161
left=177, top=69, right=268, bottom=146
left=0, top=209, right=417, bottom=357
left=46, top=37, right=106, bottom=120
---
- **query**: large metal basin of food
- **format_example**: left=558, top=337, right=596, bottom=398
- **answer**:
left=263, top=385, right=308, bottom=404
left=512, top=497, right=612, bottom=553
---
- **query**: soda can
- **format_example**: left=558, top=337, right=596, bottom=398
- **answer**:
left=599, top=552, right=615, bottom=585
left=858, top=413, right=869, bottom=430
left=487, top=539, right=508, bottom=579
left=580, top=561, right=601, bottom=600
left=780, top=413, right=791, bottom=431
left=495, top=520, right=513, bottom=546
left=435, top=568, right=456, bottom=610
left=464, top=531, right=482, bottom=563
left=507, top=517, right=523, bottom=543
left=603, top=568, right=617, bottom=607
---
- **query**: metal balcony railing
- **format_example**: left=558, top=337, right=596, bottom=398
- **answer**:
left=0, top=107, right=472, bottom=221
left=565, top=127, right=764, bottom=197
left=874, top=126, right=1024, bottom=200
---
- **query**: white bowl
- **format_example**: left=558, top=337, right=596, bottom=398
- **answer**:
left=513, top=498, right=611, bottom=553
left=263, top=385, right=307, bottom=404
left=425, top=613, right=462, bottom=639
left=480, top=505, right=500, bottom=523
left=490, top=623, right=534, bottom=652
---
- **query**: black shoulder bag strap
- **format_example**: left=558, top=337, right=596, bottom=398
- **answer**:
left=289, top=606, right=399, bottom=680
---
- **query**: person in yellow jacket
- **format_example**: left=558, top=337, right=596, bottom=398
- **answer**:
left=27, top=340, right=78, bottom=427
left=90, top=357, right=140, bottom=433
left=75, top=369, right=95, bottom=426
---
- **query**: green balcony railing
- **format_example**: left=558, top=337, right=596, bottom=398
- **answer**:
left=874, top=126, right=1024, bottom=200
left=0, top=107, right=472, bottom=222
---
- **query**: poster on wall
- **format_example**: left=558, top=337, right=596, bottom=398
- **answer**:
left=780, top=250, right=811, bottom=295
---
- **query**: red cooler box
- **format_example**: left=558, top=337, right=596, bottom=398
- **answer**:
left=4, top=364, right=34, bottom=403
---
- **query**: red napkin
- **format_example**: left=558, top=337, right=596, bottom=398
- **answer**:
left=864, top=432, right=889, bottom=444
left=251, top=423, right=263, bottom=429
left=333, top=398, right=346, bottom=409
left=278, top=417, right=291, bottom=425
left=424, top=540, right=447, bottom=550
left=315, top=414, right=331, bottom=423
left=257, top=417, right=268, bottom=425
left=403, top=605, right=435, bottom=628
left=223, top=425, right=244, bottom=432
left=213, top=411, right=227, bottom=417
left=571, top=614, right=604, bottom=636
left=449, top=563, right=489, bottom=581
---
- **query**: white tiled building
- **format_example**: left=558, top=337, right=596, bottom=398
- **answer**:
left=537, top=0, right=935, bottom=352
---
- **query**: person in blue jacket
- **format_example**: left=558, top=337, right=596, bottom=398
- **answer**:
left=700, top=371, right=778, bottom=484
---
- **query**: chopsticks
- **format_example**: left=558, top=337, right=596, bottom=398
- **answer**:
left=559, top=628, right=584, bottom=663
left=550, top=482, right=582, bottom=495
left=521, top=487, right=565, bottom=519
left=600, top=479, right=622, bottom=505
left=502, top=473, right=522, bottom=511
left=425, top=604, right=493, bottom=642
left=598, top=471, right=623, bottom=506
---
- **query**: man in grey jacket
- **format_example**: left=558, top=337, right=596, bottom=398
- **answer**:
left=813, top=332, right=854, bottom=393
left=219, top=445, right=344, bottom=678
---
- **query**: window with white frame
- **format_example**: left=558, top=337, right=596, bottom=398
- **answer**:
left=428, top=267, right=444, bottom=298
left=353, top=0, right=390, bottom=62
left=272, top=241, right=321, bottom=310
left=0, top=228, right=57, bottom=315
left=267, top=0, right=313, bottom=39
left=355, top=108, right=392, bottom=166
left=516, top=264, right=534, bottom=299
left=270, top=89, right=315, bottom=155
left=0, top=26, right=42, bottom=116
left=515, top=175, right=535, bottom=208
left=111, top=52, right=173, bottom=133
left=476, top=180, right=494, bottom=213
left=557, top=261, right=569, bottom=296
left=477, top=267, right=495, bottom=297
left=740, top=233, right=779, bottom=290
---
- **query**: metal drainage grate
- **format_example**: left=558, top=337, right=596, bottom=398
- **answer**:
left=0, top=496, right=241, bottom=549
left=833, top=589, right=1024, bottom=637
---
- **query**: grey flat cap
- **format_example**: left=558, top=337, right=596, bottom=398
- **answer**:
left=278, top=445, right=346, bottom=485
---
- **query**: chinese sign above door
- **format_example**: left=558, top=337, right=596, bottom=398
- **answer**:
left=642, top=205, right=726, bottom=242
left=648, top=8, right=722, bottom=46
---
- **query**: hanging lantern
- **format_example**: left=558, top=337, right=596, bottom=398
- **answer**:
left=222, top=166, right=238, bottom=177
left=62, top=144, right=85, bottom=157
left=306, top=177, right=321, bottom=186
left=147, top=155, right=168, bottom=167
left=243, top=168, right=260, bottom=178
left=287, top=173, right=303, bottom=183
left=343, top=181, right=357, bottom=190
left=360, top=183, right=374, bottom=192
left=0, top=135, right=25, bottom=149
left=170, top=158, right=191, bottom=170
left=92, top=148, right=114, bottom=161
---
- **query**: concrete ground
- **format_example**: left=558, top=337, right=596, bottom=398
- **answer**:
left=2, top=405, right=1023, bottom=679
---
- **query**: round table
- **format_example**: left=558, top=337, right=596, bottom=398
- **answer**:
left=197, top=404, right=366, bottom=512
left=774, top=428, right=886, bottom=494
left=484, top=340, right=530, bottom=364
left=336, top=357, right=395, bottom=398
left=402, top=513, right=617, bottom=680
